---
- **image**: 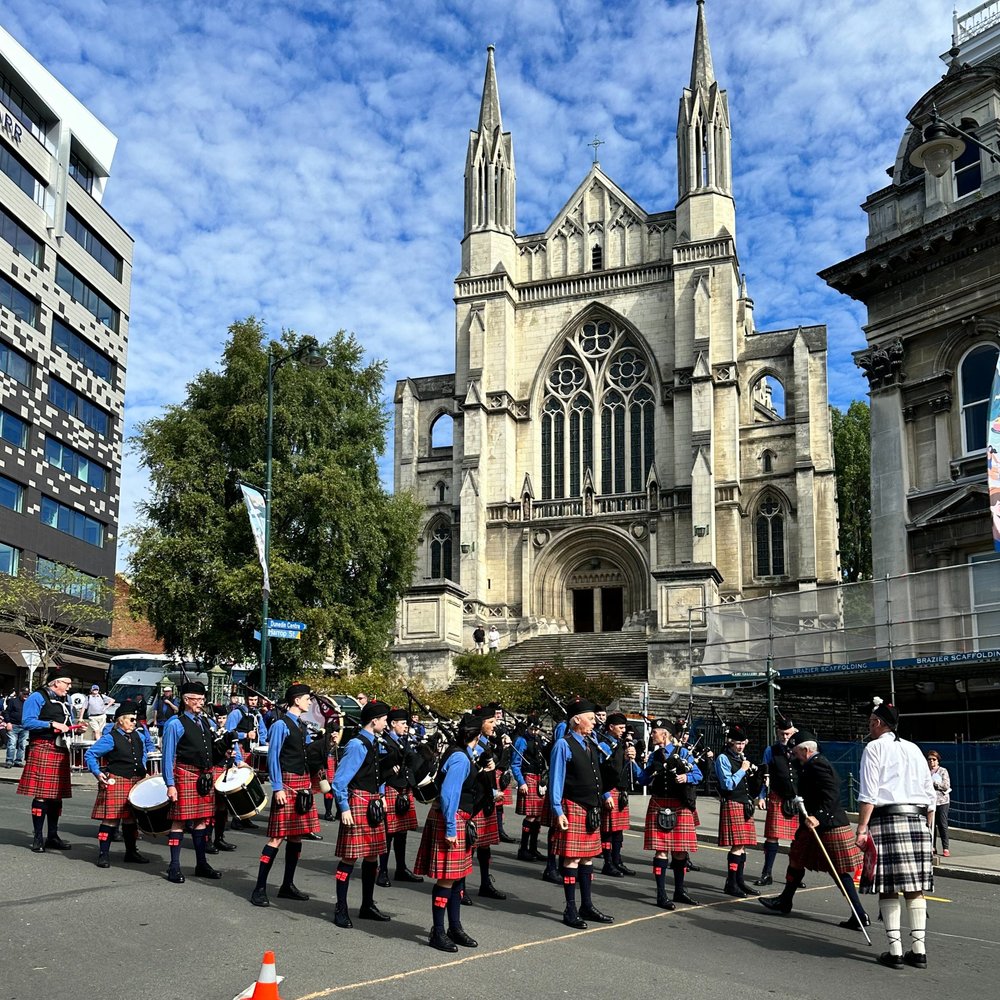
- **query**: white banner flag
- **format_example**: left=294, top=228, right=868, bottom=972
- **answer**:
left=240, top=483, right=270, bottom=595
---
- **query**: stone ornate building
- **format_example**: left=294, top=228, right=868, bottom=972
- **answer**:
left=394, top=1, right=839, bottom=686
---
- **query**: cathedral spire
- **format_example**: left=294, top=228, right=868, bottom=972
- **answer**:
left=478, top=44, right=502, bottom=135
left=690, top=0, right=715, bottom=91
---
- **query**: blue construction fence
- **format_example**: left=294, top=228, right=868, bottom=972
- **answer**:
left=822, top=741, right=1000, bottom=834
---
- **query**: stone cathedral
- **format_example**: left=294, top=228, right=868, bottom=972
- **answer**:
left=393, top=1, right=839, bottom=687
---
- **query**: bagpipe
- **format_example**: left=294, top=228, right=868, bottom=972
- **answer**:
left=536, top=675, right=568, bottom=723
left=402, top=687, right=458, bottom=802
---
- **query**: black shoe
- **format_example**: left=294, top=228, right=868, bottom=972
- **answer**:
left=516, top=849, right=535, bottom=862
left=839, top=912, right=871, bottom=930
left=277, top=883, right=310, bottom=901
left=562, top=912, right=588, bottom=929
left=760, top=896, right=792, bottom=915
left=429, top=929, right=458, bottom=952
left=876, top=952, right=904, bottom=970
left=376, top=871, right=392, bottom=888
left=673, top=891, right=697, bottom=905
left=903, top=951, right=927, bottom=969
left=358, top=902, right=391, bottom=921
left=204, top=842, right=220, bottom=855
left=214, top=838, right=237, bottom=852
left=123, top=851, right=150, bottom=864
left=305, top=832, right=323, bottom=841
left=239, top=819, right=258, bottom=830
left=529, top=849, right=545, bottom=861
left=167, top=869, right=186, bottom=884
left=580, top=904, right=613, bottom=923
left=333, top=905, right=353, bottom=929
left=479, top=876, right=507, bottom=900
left=194, top=863, right=222, bottom=879
left=96, top=856, right=111, bottom=869
left=724, top=881, right=748, bottom=898
left=615, top=862, right=637, bottom=876
left=685, top=861, right=701, bottom=872
left=498, top=832, right=517, bottom=844
left=542, top=868, right=562, bottom=885
left=30, top=836, right=45, bottom=854
left=395, top=868, right=424, bottom=883
left=44, top=836, right=71, bottom=850
left=229, top=818, right=244, bottom=830
left=461, top=891, right=473, bottom=906
left=737, top=881, right=760, bottom=897
left=447, top=926, right=479, bottom=947
left=754, top=874, right=773, bottom=886
left=322, top=812, right=335, bottom=822
left=656, top=894, right=676, bottom=910
left=250, top=887, right=270, bottom=907
left=601, top=863, right=625, bottom=877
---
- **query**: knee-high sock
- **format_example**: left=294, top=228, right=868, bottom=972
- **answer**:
left=653, top=860, right=668, bottom=896
left=323, top=792, right=334, bottom=815
left=97, top=824, right=114, bottom=857
left=335, top=862, right=353, bottom=907
left=528, top=823, right=540, bottom=855
left=725, top=851, right=740, bottom=883
left=256, top=844, right=278, bottom=890
left=214, top=807, right=228, bottom=842
left=671, top=857, right=687, bottom=893
left=520, top=821, right=532, bottom=853
left=477, top=845, right=491, bottom=882
left=432, top=885, right=449, bottom=932
left=496, top=805, right=506, bottom=835
left=545, top=827, right=557, bottom=867
left=601, top=837, right=613, bottom=866
left=378, top=849, right=390, bottom=876
left=191, top=828, right=209, bottom=866
left=578, top=864, right=594, bottom=908
left=880, top=897, right=903, bottom=956
left=561, top=866, right=578, bottom=914
left=122, top=823, right=139, bottom=854
left=839, top=872, right=866, bottom=920
left=779, top=865, right=805, bottom=902
left=447, top=883, right=464, bottom=928
left=45, top=800, right=61, bottom=837
left=393, top=832, right=408, bottom=870
left=30, top=799, right=45, bottom=838
left=762, top=841, right=779, bottom=877
left=282, top=840, right=302, bottom=887
left=611, top=830, right=625, bottom=867
left=168, top=832, right=183, bottom=870
left=905, top=897, right=928, bottom=955
left=360, top=859, right=378, bottom=906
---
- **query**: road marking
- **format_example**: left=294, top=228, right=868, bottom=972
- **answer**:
left=924, top=895, right=952, bottom=903
left=934, top=931, right=999, bottom=945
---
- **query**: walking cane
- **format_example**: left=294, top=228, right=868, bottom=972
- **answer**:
left=794, top=798, right=873, bottom=946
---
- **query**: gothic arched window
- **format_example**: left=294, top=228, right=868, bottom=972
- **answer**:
left=429, top=520, right=452, bottom=580
left=540, top=317, right=655, bottom=499
left=960, top=342, right=999, bottom=454
left=755, top=496, right=786, bottom=577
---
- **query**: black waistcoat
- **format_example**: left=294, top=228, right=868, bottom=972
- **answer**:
left=175, top=714, right=213, bottom=770
left=561, top=734, right=603, bottom=809
left=520, top=736, right=544, bottom=775
left=347, top=734, right=381, bottom=793
left=435, top=745, right=480, bottom=814
left=766, top=742, right=798, bottom=798
left=719, top=750, right=751, bottom=803
left=278, top=717, right=308, bottom=775
left=599, top=736, right=627, bottom=791
left=104, top=728, right=146, bottom=778
left=30, top=693, right=71, bottom=743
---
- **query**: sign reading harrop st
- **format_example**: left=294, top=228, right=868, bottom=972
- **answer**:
left=267, top=619, right=307, bottom=632
left=268, top=627, right=302, bottom=640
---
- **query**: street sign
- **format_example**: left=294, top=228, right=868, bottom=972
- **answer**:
left=267, top=619, right=307, bottom=632
left=268, top=627, right=302, bottom=640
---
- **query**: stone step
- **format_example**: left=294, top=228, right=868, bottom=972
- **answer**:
left=500, top=632, right=649, bottom=681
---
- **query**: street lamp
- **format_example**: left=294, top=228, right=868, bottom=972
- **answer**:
left=260, top=340, right=327, bottom=691
left=909, top=105, right=1000, bottom=178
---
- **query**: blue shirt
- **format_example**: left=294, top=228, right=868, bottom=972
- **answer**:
left=758, top=745, right=775, bottom=800
left=438, top=747, right=475, bottom=837
left=511, top=735, right=531, bottom=785
left=331, top=729, right=385, bottom=812
left=715, top=751, right=748, bottom=792
left=84, top=726, right=155, bottom=777
left=598, top=735, right=642, bottom=783
left=638, top=743, right=703, bottom=786
left=161, top=711, right=209, bottom=786
left=22, top=689, right=69, bottom=731
left=549, top=731, right=612, bottom=817
left=266, top=714, right=312, bottom=792
left=225, top=706, right=268, bottom=743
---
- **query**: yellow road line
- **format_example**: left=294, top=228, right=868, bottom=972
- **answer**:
left=924, top=895, right=952, bottom=903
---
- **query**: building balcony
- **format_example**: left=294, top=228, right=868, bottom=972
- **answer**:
left=487, top=490, right=650, bottom=523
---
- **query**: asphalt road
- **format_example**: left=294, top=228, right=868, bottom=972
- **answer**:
left=0, top=782, right=995, bottom=1000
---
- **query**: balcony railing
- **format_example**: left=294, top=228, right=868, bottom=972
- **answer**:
left=487, top=491, right=649, bottom=523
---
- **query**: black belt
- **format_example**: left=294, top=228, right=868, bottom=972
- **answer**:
left=872, top=804, right=928, bottom=818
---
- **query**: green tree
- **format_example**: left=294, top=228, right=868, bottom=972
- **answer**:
left=127, top=318, right=421, bottom=678
left=831, top=400, right=872, bottom=582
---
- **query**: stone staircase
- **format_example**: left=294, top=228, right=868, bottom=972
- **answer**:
left=499, top=632, right=649, bottom=683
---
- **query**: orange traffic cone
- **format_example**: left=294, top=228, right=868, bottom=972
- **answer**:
left=233, top=951, right=284, bottom=1000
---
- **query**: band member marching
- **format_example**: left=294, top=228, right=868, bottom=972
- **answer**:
left=83, top=701, right=155, bottom=868
left=206, top=704, right=240, bottom=854
left=540, top=712, right=570, bottom=885
left=462, top=705, right=508, bottom=902
left=18, top=670, right=76, bottom=853
left=714, top=723, right=760, bottom=898
left=760, top=729, right=868, bottom=929
left=638, top=718, right=702, bottom=908
left=331, top=699, right=392, bottom=928
left=597, top=712, right=640, bottom=877
left=754, top=717, right=800, bottom=886
left=376, top=707, right=424, bottom=886
left=490, top=704, right=516, bottom=844
left=512, top=716, right=547, bottom=862
left=250, top=684, right=320, bottom=907
left=226, top=692, right=267, bottom=830
left=549, top=699, right=614, bottom=928
left=161, top=681, right=224, bottom=884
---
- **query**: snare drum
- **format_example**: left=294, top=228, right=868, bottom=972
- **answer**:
left=215, top=766, right=267, bottom=819
left=128, top=775, right=172, bottom=836
left=250, top=744, right=269, bottom=781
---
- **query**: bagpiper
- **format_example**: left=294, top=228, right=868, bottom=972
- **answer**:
left=714, top=723, right=760, bottom=898
left=376, top=707, right=424, bottom=886
left=754, top=717, right=801, bottom=886
left=597, top=712, right=640, bottom=877
left=512, top=716, right=547, bottom=862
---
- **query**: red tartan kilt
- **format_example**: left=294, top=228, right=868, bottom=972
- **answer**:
left=413, top=807, right=474, bottom=880
left=540, top=789, right=554, bottom=827
left=764, top=793, right=800, bottom=841
left=643, top=797, right=699, bottom=853
left=718, top=799, right=758, bottom=847
left=788, top=823, right=863, bottom=874
left=495, top=772, right=512, bottom=806
left=267, top=773, right=320, bottom=839
left=516, top=773, right=545, bottom=819
left=335, top=789, right=387, bottom=860
left=327, top=754, right=337, bottom=778
left=601, top=788, right=631, bottom=833
left=17, top=741, right=72, bottom=800
left=169, top=764, right=216, bottom=823
left=92, top=774, right=141, bottom=822
left=384, top=785, right=419, bottom=834
left=549, top=799, right=602, bottom=859
left=475, top=807, right=500, bottom=846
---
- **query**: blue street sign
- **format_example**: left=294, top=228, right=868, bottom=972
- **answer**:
left=268, top=628, right=302, bottom=640
left=266, top=619, right=308, bottom=632
left=254, top=630, right=261, bottom=641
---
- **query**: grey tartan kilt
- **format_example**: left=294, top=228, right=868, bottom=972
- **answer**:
left=861, top=811, right=934, bottom=895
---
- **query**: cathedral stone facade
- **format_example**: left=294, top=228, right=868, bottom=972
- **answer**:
left=393, top=2, right=839, bottom=687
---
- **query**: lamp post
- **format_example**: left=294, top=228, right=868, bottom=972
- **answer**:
left=260, top=340, right=327, bottom=692
left=909, top=104, right=1000, bottom=177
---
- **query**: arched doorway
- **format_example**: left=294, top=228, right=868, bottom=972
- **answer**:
left=567, top=557, right=626, bottom=632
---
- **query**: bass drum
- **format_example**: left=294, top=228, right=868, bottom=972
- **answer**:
left=128, top=775, right=172, bottom=836
left=215, top=766, right=267, bottom=819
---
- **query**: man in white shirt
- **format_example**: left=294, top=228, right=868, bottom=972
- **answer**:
left=85, top=686, right=114, bottom=742
left=855, top=700, right=935, bottom=971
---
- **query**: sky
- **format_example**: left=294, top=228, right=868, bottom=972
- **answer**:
left=2, top=0, right=965, bottom=569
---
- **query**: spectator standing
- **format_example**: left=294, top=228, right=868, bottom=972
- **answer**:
left=85, top=685, right=114, bottom=742
left=487, top=625, right=500, bottom=652
left=153, top=686, right=179, bottom=732
left=473, top=626, right=486, bottom=654
left=5, top=688, right=29, bottom=767
left=409, top=713, right=426, bottom=741
left=927, top=750, right=951, bottom=857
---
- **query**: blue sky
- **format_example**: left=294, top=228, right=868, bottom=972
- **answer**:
left=3, top=0, right=960, bottom=568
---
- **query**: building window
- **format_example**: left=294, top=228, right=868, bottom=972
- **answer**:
left=954, top=121, right=982, bottom=199
left=591, top=244, right=603, bottom=270
left=69, top=150, right=94, bottom=194
left=40, top=496, right=105, bottom=548
left=0, top=409, right=28, bottom=448
left=755, top=496, right=786, bottom=576
left=0, top=274, right=38, bottom=327
left=1, top=205, right=42, bottom=266
left=435, top=481, right=447, bottom=503
left=36, top=556, right=103, bottom=603
left=761, top=450, right=775, bottom=473
left=429, top=521, right=452, bottom=580
left=52, top=317, right=113, bottom=381
left=430, top=413, right=453, bottom=449
left=49, top=378, right=110, bottom=437
left=969, top=553, right=1000, bottom=651
left=0, top=142, right=42, bottom=201
left=0, top=541, right=19, bottom=576
left=55, top=260, right=119, bottom=332
left=44, top=436, right=108, bottom=491
left=751, top=374, right=786, bottom=421
left=959, top=343, right=999, bottom=454
left=540, top=317, right=655, bottom=500
left=0, top=474, right=24, bottom=513
left=1, top=70, right=52, bottom=148
left=65, top=208, right=123, bottom=280
left=0, top=337, right=32, bottom=386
